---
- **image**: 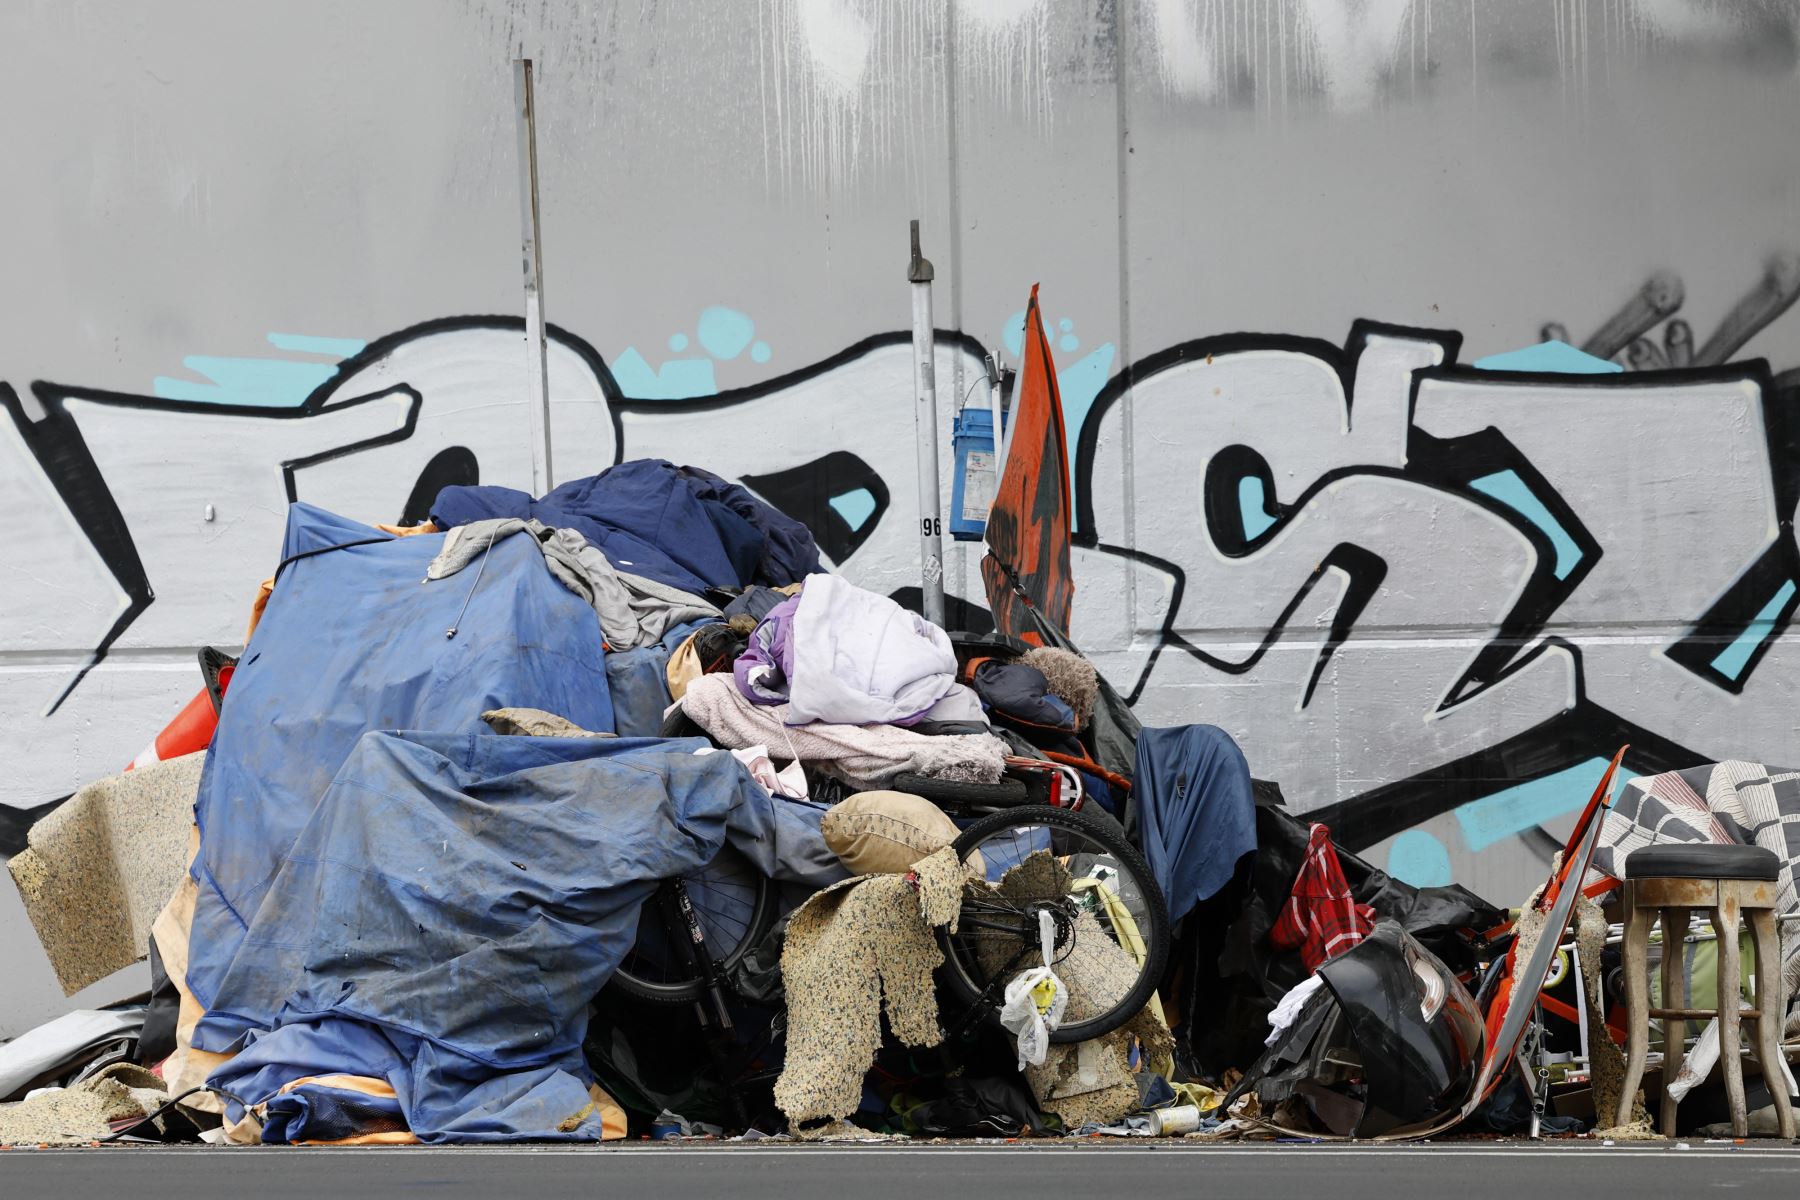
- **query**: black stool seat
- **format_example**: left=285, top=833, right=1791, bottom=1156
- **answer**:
left=1624, top=842, right=1780, bottom=881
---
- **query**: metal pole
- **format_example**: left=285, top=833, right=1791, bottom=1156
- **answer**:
left=908, top=220, right=946, bottom=627
left=514, top=58, right=554, bottom=494
left=984, top=352, right=1010, bottom=481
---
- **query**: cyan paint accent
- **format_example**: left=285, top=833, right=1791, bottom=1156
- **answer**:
left=152, top=332, right=365, bottom=407
left=998, top=308, right=1116, bottom=531
left=828, top=487, right=878, bottom=531
left=265, top=332, right=367, bottom=358
left=1238, top=476, right=1277, bottom=539
left=696, top=306, right=756, bottom=360
left=1386, top=829, right=1453, bottom=887
left=1473, top=339, right=1623, bottom=374
left=1455, top=757, right=1637, bottom=853
left=610, top=347, right=717, bottom=399
left=154, top=356, right=341, bottom=407
left=1712, top=579, right=1799, bottom=680
left=751, top=340, right=772, bottom=364
left=1059, top=342, right=1116, bottom=516
left=668, top=332, right=690, bottom=352
left=1470, top=469, right=1583, bottom=580
left=1002, top=309, right=1026, bottom=357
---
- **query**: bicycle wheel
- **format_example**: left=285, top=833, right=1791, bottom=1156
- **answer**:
left=609, top=844, right=774, bottom=1005
left=936, top=804, right=1169, bottom=1044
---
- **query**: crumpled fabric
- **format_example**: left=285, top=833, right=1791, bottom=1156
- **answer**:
left=1263, top=975, right=1326, bottom=1047
left=1269, top=824, right=1376, bottom=972
left=197, top=731, right=832, bottom=1143
left=673, top=464, right=822, bottom=587
left=735, top=574, right=977, bottom=727
left=774, top=846, right=964, bottom=1129
left=972, top=661, right=1077, bottom=733
left=1132, top=725, right=1258, bottom=923
left=185, top=504, right=617, bottom=1024
left=428, top=517, right=718, bottom=650
left=432, top=460, right=777, bottom=595
left=695, top=745, right=809, bottom=799
left=682, top=674, right=1008, bottom=788
left=482, top=707, right=840, bottom=888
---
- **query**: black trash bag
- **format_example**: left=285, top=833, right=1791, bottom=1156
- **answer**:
left=138, top=935, right=181, bottom=1065
left=1182, top=794, right=1503, bottom=1080
left=729, top=909, right=792, bottom=1007
left=895, top=1074, right=1054, bottom=1138
left=1226, top=921, right=1486, bottom=1139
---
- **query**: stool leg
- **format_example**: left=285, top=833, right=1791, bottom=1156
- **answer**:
left=1749, top=907, right=1796, bottom=1140
left=1714, top=897, right=1748, bottom=1138
left=1661, top=906, right=1690, bottom=1136
left=1618, top=889, right=1652, bottom=1128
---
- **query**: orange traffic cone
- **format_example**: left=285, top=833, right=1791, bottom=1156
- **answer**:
left=126, top=686, right=219, bottom=770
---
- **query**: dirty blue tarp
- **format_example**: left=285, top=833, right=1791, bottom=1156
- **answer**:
left=203, top=731, right=755, bottom=1142
left=1132, top=725, right=1258, bottom=923
left=432, top=459, right=805, bottom=596
left=184, top=503, right=614, bottom=1019
left=604, top=617, right=714, bottom=737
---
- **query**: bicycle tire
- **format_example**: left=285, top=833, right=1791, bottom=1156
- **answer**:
left=892, top=772, right=1030, bottom=810
left=936, top=803, right=1170, bottom=1044
left=609, top=845, right=775, bottom=1005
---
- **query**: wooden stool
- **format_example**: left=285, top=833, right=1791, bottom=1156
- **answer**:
left=1615, top=842, right=1795, bottom=1138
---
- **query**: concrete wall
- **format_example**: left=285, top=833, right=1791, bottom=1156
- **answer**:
left=5, top=0, right=1800, bottom=1035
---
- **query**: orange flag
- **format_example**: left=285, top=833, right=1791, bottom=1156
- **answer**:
left=981, top=284, right=1073, bottom=643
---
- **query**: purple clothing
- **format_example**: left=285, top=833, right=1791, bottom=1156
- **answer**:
left=730, top=575, right=974, bottom=728
left=734, top=593, right=802, bottom=707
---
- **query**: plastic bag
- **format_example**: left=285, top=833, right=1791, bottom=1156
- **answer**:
left=999, top=911, right=1068, bottom=1069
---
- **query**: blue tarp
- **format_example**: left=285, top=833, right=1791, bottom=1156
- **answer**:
left=204, top=730, right=755, bottom=1141
left=1132, top=725, right=1258, bottom=923
left=185, top=503, right=615, bottom=1026
left=604, top=616, right=714, bottom=737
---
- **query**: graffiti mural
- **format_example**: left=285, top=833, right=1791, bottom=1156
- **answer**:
left=6, top=272, right=1800, bottom=901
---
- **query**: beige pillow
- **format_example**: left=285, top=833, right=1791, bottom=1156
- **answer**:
left=822, top=791, right=982, bottom=876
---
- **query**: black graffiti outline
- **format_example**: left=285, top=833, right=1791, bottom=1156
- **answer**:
left=1070, top=318, right=1800, bottom=852
left=3, top=315, right=638, bottom=712
left=4, top=319, right=991, bottom=715
left=11, top=308, right=1799, bottom=867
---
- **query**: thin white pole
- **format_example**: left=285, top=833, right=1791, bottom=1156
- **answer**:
left=985, top=351, right=1010, bottom=481
left=514, top=58, right=554, bottom=494
left=908, top=219, right=946, bottom=627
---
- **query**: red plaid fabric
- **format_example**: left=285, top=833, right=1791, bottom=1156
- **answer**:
left=1269, top=822, right=1376, bottom=972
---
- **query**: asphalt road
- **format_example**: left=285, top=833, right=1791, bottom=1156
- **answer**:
left=3, top=1141, right=1797, bottom=1199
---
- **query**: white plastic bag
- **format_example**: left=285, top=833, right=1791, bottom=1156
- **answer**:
left=1000, top=911, right=1068, bottom=1069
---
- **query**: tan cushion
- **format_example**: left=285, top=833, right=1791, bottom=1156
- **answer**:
left=822, top=791, right=979, bottom=876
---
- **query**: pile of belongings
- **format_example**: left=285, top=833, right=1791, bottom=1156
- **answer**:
left=8, top=444, right=1700, bottom=1149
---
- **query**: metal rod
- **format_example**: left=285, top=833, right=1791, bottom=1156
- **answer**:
left=985, top=352, right=1010, bottom=482
left=514, top=58, right=555, bottom=495
left=908, top=219, right=946, bottom=627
